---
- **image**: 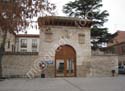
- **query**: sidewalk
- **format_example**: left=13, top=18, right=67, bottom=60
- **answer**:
left=0, top=77, right=125, bottom=91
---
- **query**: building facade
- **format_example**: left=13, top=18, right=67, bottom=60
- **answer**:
left=1, top=16, right=118, bottom=78
left=38, top=16, right=94, bottom=77
left=106, top=31, right=125, bottom=55
left=0, top=28, right=39, bottom=53
left=15, top=34, right=39, bottom=52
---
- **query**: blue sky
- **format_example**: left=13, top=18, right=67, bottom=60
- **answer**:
left=49, top=0, right=125, bottom=33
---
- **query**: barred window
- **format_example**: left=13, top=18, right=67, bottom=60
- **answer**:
left=32, top=39, right=37, bottom=48
left=20, top=39, right=27, bottom=48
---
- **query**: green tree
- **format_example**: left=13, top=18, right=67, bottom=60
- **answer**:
left=63, top=0, right=110, bottom=49
left=0, top=0, right=55, bottom=78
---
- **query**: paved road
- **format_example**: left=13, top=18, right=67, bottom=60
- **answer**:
left=0, top=77, right=125, bottom=91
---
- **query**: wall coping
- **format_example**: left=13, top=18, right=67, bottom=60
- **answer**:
left=1, top=52, right=39, bottom=55
left=92, top=55, right=118, bottom=57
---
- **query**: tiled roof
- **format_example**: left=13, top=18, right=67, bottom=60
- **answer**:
left=38, top=16, right=92, bottom=27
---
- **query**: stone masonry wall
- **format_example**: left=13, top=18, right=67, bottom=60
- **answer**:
left=2, top=54, right=119, bottom=78
left=40, top=26, right=91, bottom=66
left=90, top=55, right=118, bottom=77
left=118, top=55, right=125, bottom=64
left=2, top=54, right=39, bottom=78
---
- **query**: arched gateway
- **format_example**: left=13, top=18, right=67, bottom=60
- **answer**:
left=55, top=45, right=76, bottom=77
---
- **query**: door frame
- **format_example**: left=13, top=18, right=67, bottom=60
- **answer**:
left=55, top=45, right=76, bottom=77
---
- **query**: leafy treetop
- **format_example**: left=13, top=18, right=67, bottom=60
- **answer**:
left=0, top=0, right=56, bottom=32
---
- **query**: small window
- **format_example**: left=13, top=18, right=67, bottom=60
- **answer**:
left=20, top=39, right=27, bottom=48
left=8, top=40, right=10, bottom=48
left=32, top=39, right=37, bottom=48
left=78, top=34, right=85, bottom=44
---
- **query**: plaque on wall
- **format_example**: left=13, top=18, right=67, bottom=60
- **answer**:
left=44, top=27, right=53, bottom=42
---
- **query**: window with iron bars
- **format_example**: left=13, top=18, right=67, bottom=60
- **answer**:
left=32, top=39, right=37, bottom=48
left=20, top=39, right=27, bottom=48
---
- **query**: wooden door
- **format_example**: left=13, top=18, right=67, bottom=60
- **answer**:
left=55, top=45, right=76, bottom=77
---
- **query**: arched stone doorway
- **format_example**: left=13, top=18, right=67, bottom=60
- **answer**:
left=55, top=45, right=76, bottom=77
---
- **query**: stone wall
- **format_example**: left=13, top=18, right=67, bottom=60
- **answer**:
left=2, top=54, right=39, bottom=78
left=90, top=55, right=118, bottom=77
left=77, top=61, right=91, bottom=77
left=1, top=54, right=119, bottom=78
left=118, top=55, right=125, bottom=64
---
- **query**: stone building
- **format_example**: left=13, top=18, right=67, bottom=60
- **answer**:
left=106, top=31, right=125, bottom=55
left=106, top=31, right=125, bottom=66
left=1, top=16, right=118, bottom=78
left=38, top=16, right=92, bottom=77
